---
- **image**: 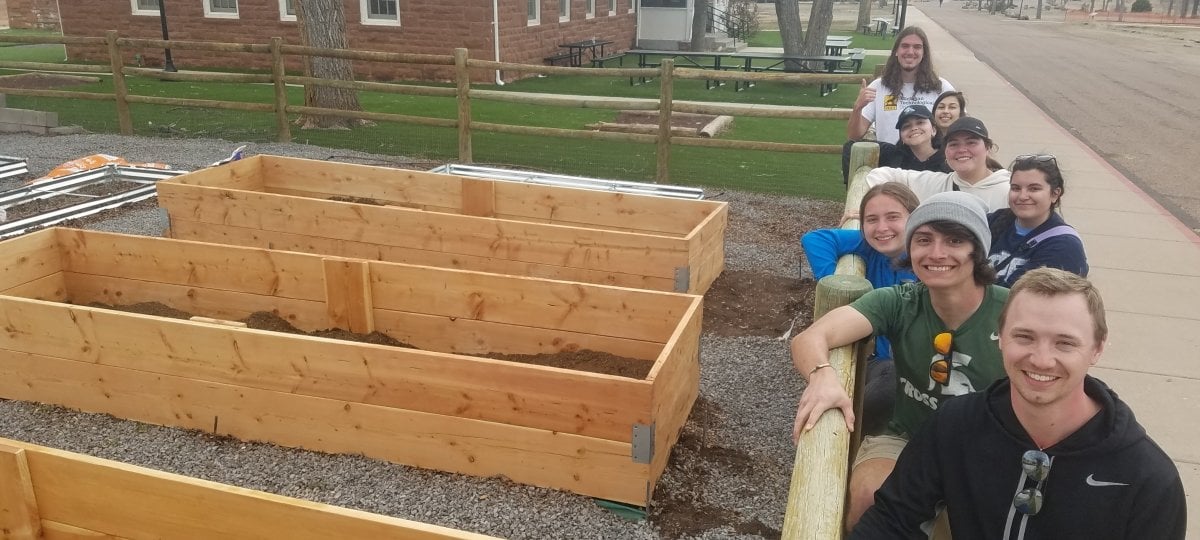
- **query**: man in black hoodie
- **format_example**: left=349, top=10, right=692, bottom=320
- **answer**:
left=851, top=267, right=1187, bottom=539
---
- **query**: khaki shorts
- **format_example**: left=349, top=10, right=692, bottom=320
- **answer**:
left=853, top=434, right=907, bottom=468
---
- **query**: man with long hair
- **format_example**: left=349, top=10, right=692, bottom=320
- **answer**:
left=848, top=27, right=953, bottom=145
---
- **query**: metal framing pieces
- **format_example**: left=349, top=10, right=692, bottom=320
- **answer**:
left=429, top=163, right=705, bottom=200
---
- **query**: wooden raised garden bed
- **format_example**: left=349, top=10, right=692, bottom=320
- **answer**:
left=155, top=155, right=727, bottom=294
left=0, top=228, right=702, bottom=506
left=0, top=437, right=495, bottom=539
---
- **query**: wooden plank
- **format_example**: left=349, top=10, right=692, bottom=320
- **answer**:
left=2, top=439, right=499, bottom=539
left=1, top=272, right=68, bottom=301
left=42, top=520, right=126, bottom=539
left=165, top=155, right=264, bottom=190
left=647, top=297, right=703, bottom=488
left=368, top=261, right=691, bottom=342
left=257, top=155, right=463, bottom=209
left=685, top=205, right=728, bottom=294
left=490, top=174, right=721, bottom=237
left=0, top=299, right=655, bottom=441
left=168, top=220, right=678, bottom=291
left=0, top=229, right=63, bottom=292
left=55, top=229, right=326, bottom=302
left=264, top=186, right=458, bottom=214
left=61, top=273, right=332, bottom=332
left=323, top=258, right=374, bottom=334
left=0, top=443, right=42, bottom=540
left=0, top=353, right=652, bottom=504
left=460, top=178, right=495, bottom=218
left=155, top=184, right=690, bottom=278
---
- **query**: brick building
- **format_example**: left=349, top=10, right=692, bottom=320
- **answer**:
left=5, top=0, right=62, bottom=30
left=59, top=0, right=639, bottom=83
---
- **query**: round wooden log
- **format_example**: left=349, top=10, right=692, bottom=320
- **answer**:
left=675, top=101, right=851, bottom=120
left=670, top=137, right=841, bottom=154
left=0, top=61, right=108, bottom=73
left=284, top=76, right=456, bottom=97
left=469, top=89, right=658, bottom=111
left=123, top=67, right=272, bottom=83
left=454, top=48, right=473, bottom=163
left=783, top=274, right=872, bottom=540
left=698, top=115, right=733, bottom=138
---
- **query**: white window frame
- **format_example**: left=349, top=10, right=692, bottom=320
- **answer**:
left=559, top=0, right=570, bottom=22
left=361, top=0, right=401, bottom=26
left=607, top=0, right=615, bottom=16
left=204, top=0, right=240, bottom=19
left=527, top=0, right=540, bottom=26
left=130, top=0, right=159, bottom=16
left=628, top=0, right=635, bottom=15
left=586, top=0, right=595, bottom=18
left=279, top=0, right=296, bottom=21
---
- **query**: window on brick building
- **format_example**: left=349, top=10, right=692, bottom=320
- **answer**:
left=527, top=0, right=540, bottom=25
left=629, top=0, right=636, bottom=14
left=558, top=0, right=569, bottom=22
left=204, top=0, right=239, bottom=18
left=607, top=0, right=615, bottom=15
left=279, top=0, right=296, bottom=21
left=131, top=0, right=159, bottom=16
left=586, top=0, right=595, bottom=18
left=361, top=0, right=400, bottom=25
left=640, top=0, right=685, bottom=6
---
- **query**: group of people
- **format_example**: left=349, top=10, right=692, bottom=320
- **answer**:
left=794, top=25, right=1186, bottom=539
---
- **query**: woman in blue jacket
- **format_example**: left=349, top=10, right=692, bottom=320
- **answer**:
left=801, top=182, right=920, bottom=435
left=987, top=154, right=1088, bottom=287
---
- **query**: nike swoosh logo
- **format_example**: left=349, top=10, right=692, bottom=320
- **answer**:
left=990, top=332, right=1000, bottom=341
left=1086, top=474, right=1129, bottom=487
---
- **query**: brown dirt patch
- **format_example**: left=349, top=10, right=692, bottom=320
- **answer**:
left=703, top=269, right=815, bottom=338
left=0, top=73, right=99, bottom=90
left=86, top=302, right=649, bottom=378
left=615, top=111, right=717, bottom=131
left=6, top=180, right=148, bottom=222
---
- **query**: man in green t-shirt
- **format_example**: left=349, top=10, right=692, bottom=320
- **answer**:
left=790, top=191, right=1009, bottom=531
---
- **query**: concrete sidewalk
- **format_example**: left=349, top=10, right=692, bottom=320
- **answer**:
left=908, top=7, right=1199, bottom=528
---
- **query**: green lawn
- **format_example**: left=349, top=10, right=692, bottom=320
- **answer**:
left=0, top=42, right=873, bottom=200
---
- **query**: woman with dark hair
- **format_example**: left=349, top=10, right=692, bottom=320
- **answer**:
left=987, top=153, right=1088, bottom=287
left=878, top=104, right=948, bottom=173
left=866, top=116, right=1011, bottom=211
left=931, top=90, right=966, bottom=145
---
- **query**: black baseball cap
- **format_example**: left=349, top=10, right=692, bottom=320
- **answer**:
left=945, top=116, right=989, bottom=139
left=895, top=104, right=933, bottom=130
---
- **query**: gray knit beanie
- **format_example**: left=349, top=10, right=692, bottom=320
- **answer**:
left=904, top=191, right=992, bottom=250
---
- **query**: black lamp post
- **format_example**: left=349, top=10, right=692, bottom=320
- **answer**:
left=158, top=0, right=177, bottom=72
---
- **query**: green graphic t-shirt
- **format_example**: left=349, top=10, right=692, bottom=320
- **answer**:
left=851, top=282, right=1009, bottom=439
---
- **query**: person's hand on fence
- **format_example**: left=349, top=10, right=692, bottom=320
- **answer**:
left=854, top=79, right=875, bottom=111
left=792, top=368, right=855, bottom=442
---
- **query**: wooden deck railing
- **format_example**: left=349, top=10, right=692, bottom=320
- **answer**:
left=0, top=31, right=863, bottom=184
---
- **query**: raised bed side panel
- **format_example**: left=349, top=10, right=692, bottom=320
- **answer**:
left=684, top=203, right=728, bottom=294
left=166, top=220, right=680, bottom=291
left=0, top=229, right=64, bottom=296
left=647, top=298, right=703, bottom=489
left=0, top=353, right=652, bottom=504
left=156, top=185, right=691, bottom=280
left=171, top=155, right=266, bottom=191
left=1, top=439, right=498, bottom=539
left=254, top=155, right=720, bottom=237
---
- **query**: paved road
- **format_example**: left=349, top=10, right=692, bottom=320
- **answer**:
left=921, top=5, right=1200, bottom=230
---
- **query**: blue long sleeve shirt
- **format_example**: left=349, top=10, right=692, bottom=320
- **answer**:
left=801, top=228, right=918, bottom=360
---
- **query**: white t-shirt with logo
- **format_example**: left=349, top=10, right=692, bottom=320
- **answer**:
left=860, top=77, right=954, bottom=144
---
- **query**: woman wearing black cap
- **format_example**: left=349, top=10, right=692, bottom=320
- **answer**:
left=878, top=104, right=949, bottom=173
left=866, top=116, right=1011, bottom=211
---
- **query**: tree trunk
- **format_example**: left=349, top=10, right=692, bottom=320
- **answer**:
left=775, top=0, right=804, bottom=71
left=1190, top=0, right=1197, bottom=16
left=294, top=0, right=369, bottom=129
left=857, top=0, right=873, bottom=36
left=690, top=0, right=711, bottom=51
left=801, top=0, right=833, bottom=57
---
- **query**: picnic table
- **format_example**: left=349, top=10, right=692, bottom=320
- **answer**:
left=558, top=38, right=614, bottom=67
left=625, top=49, right=852, bottom=96
left=825, top=36, right=854, bottom=56
left=871, top=17, right=893, bottom=37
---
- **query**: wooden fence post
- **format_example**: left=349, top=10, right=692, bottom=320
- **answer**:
left=271, top=37, right=292, bottom=143
left=454, top=48, right=473, bottom=164
left=105, top=30, right=133, bottom=136
left=782, top=274, right=872, bottom=540
left=655, top=59, right=675, bottom=184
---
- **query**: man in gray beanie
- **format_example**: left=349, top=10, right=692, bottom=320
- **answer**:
left=791, top=190, right=1010, bottom=533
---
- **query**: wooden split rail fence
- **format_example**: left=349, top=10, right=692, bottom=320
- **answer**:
left=0, top=32, right=861, bottom=183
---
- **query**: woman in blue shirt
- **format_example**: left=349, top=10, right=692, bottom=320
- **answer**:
left=801, top=182, right=920, bottom=435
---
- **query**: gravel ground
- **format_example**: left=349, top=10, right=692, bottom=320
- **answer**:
left=0, top=132, right=843, bottom=539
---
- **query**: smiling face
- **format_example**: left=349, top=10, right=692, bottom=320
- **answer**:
left=943, top=133, right=989, bottom=178
left=908, top=224, right=976, bottom=289
left=933, top=98, right=962, bottom=132
left=894, top=34, right=925, bottom=71
left=1009, top=169, right=1061, bottom=229
left=862, top=194, right=910, bottom=258
left=1001, top=291, right=1104, bottom=411
left=900, top=117, right=934, bottom=148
